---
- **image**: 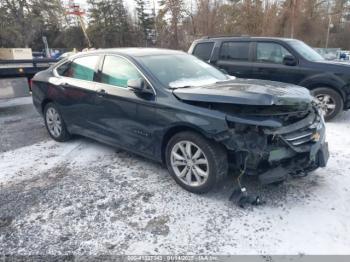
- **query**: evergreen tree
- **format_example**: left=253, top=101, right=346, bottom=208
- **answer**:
left=87, top=0, right=132, bottom=48
left=0, top=0, right=65, bottom=49
left=135, top=0, right=154, bottom=46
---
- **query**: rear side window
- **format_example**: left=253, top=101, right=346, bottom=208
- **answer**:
left=193, top=42, right=214, bottom=61
left=101, top=56, right=142, bottom=88
left=219, top=42, right=250, bottom=61
left=56, top=56, right=99, bottom=81
left=256, top=42, right=292, bottom=64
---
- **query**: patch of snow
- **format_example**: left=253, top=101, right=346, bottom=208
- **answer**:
left=0, top=109, right=350, bottom=255
left=0, top=96, right=32, bottom=108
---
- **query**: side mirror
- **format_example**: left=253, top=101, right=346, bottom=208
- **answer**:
left=128, top=78, right=145, bottom=92
left=283, top=55, right=297, bottom=66
left=127, top=78, right=153, bottom=94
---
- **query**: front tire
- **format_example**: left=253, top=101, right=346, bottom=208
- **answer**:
left=44, top=102, right=71, bottom=142
left=165, top=131, right=228, bottom=194
left=311, top=87, right=343, bottom=121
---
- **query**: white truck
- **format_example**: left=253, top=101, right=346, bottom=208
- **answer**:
left=0, top=48, right=57, bottom=99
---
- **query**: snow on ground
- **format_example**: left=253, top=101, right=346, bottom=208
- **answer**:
left=0, top=97, right=350, bottom=255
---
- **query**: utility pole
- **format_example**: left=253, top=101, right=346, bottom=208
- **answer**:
left=291, top=0, right=296, bottom=38
left=153, top=0, right=157, bottom=43
left=326, top=0, right=332, bottom=48
left=326, top=15, right=332, bottom=48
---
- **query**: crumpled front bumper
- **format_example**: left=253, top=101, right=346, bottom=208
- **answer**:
left=258, top=141, right=329, bottom=185
left=260, top=108, right=329, bottom=184
left=220, top=107, right=329, bottom=184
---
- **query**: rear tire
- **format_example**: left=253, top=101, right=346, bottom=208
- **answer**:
left=311, top=87, right=343, bottom=121
left=44, top=102, right=71, bottom=142
left=165, top=131, right=228, bottom=194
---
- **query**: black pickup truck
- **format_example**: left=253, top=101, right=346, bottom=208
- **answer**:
left=189, top=37, right=350, bottom=121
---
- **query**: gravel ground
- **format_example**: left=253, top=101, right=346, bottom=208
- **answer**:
left=0, top=97, right=49, bottom=152
left=0, top=97, right=350, bottom=255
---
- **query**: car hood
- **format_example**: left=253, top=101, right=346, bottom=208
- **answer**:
left=311, top=60, right=350, bottom=75
left=316, top=60, right=350, bottom=67
left=173, top=79, right=313, bottom=106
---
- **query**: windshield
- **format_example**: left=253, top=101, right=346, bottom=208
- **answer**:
left=138, top=54, right=229, bottom=88
left=288, top=40, right=325, bottom=62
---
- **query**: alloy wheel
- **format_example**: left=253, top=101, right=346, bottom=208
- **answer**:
left=170, top=141, right=209, bottom=187
left=46, top=107, right=62, bottom=138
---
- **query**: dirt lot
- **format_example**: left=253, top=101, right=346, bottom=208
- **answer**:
left=1, top=97, right=350, bottom=255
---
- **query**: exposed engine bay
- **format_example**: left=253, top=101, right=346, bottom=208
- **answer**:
left=171, top=79, right=329, bottom=206
left=179, top=97, right=329, bottom=207
left=216, top=103, right=327, bottom=182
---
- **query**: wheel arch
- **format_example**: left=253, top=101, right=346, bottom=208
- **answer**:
left=307, top=83, right=345, bottom=99
left=300, top=75, right=346, bottom=102
left=41, top=98, right=54, bottom=113
left=160, top=124, right=214, bottom=164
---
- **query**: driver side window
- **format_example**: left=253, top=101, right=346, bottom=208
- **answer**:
left=256, top=43, right=292, bottom=64
left=101, top=55, right=142, bottom=88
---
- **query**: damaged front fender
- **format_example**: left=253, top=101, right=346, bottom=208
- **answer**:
left=213, top=106, right=328, bottom=184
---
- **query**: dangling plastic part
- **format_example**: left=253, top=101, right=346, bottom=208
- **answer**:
left=229, top=155, right=265, bottom=208
left=229, top=186, right=265, bottom=208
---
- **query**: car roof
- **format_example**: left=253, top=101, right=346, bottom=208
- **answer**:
left=73, top=48, right=186, bottom=58
left=195, top=36, right=296, bottom=42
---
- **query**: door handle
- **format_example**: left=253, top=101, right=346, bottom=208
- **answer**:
left=57, top=83, right=68, bottom=91
left=96, top=89, right=107, bottom=97
left=57, top=81, right=69, bottom=87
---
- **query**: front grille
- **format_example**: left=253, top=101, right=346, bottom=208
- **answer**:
left=263, top=108, right=324, bottom=152
left=279, top=113, right=324, bottom=152
left=283, top=130, right=314, bottom=146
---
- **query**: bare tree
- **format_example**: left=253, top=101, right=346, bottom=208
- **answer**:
left=1, top=0, right=350, bottom=50
left=158, top=0, right=185, bottom=49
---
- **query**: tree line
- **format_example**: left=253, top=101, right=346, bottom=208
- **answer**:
left=0, top=0, right=350, bottom=51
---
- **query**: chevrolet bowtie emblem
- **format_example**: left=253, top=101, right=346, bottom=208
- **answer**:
left=311, top=132, right=321, bottom=142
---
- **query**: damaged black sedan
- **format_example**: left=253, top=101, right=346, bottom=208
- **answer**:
left=32, top=49, right=329, bottom=194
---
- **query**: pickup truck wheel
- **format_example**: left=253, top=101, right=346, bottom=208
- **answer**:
left=44, top=103, right=71, bottom=142
left=165, top=131, right=228, bottom=194
left=311, top=87, right=343, bottom=121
